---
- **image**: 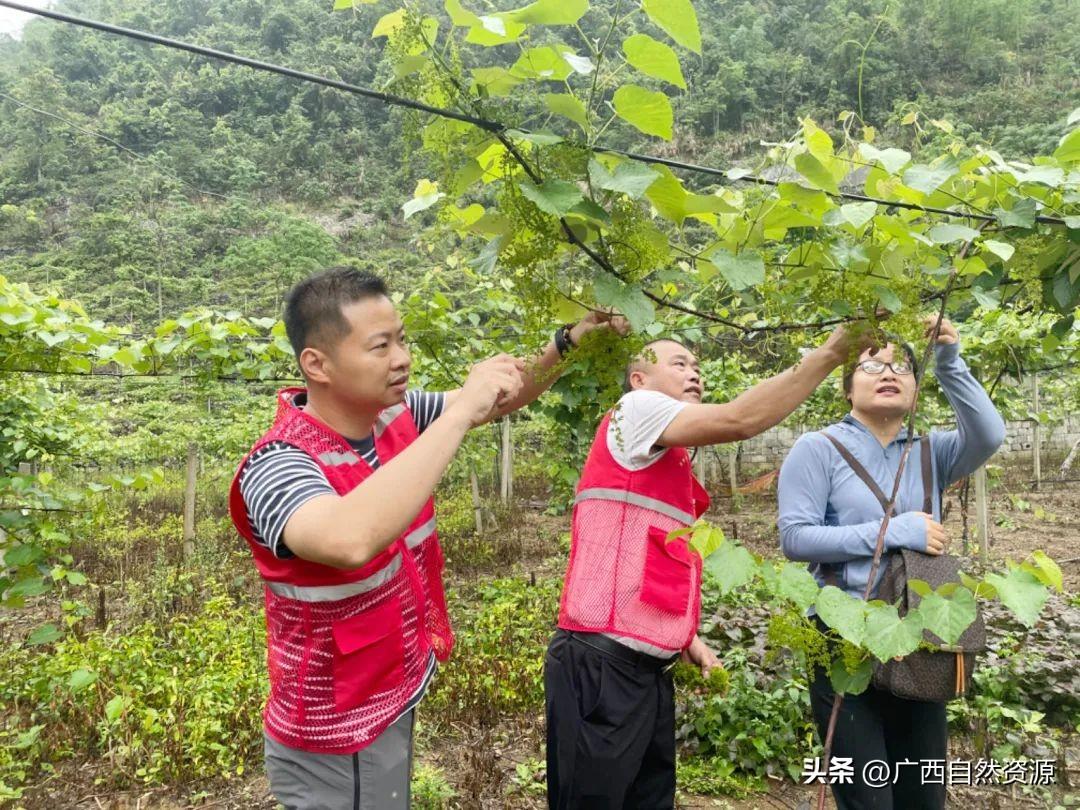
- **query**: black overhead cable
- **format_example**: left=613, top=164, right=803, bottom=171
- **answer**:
left=0, top=0, right=1071, bottom=227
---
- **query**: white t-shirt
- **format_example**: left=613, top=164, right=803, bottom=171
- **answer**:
left=602, top=390, right=691, bottom=657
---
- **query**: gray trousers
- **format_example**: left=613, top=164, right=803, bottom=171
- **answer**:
left=264, top=710, right=414, bottom=810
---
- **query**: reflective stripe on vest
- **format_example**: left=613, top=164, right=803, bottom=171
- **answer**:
left=574, top=487, right=696, bottom=526
left=263, top=516, right=438, bottom=603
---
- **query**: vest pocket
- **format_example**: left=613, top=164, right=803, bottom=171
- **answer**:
left=639, top=525, right=692, bottom=614
left=330, top=596, right=406, bottom=712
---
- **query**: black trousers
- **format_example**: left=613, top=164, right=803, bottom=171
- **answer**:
left=809, top=664, right=947, bottom=810
left=544, top=630, right=677, bottom=809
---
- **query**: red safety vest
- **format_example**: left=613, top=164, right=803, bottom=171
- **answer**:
left=558, top=411, right=711, bottom=651
left=229, top=388, right=453, bottom=754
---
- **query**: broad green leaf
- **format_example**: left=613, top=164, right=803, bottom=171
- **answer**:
left=472, top=67, right=521, bottom=96
left=333, top=0, right=354, bottom=9
left=687, top=524, right=724, bottom=558
left=645, top=166, right=732, bottom=223
left=802, top=120, right=835, bottom=161
left=511, top=47, right=573, bottom=81
left=567, top=198, right=610, bottom=224
left=927, top=223, right=980, bottom=244
left=613, top=85, right=673, bottom=140
left=642, top=0, right=701, bottom=53
left=68, top=668, right=98, bottom=692
left=984, top=568, right=1047, bottom=627
left=562, top=52, right=595, bottom=74
left=1025, top=551, right=1063, bottom=592
left=971, top=288, right=1000, bottom=310
left=7, top=577, right=50, bottom=598
left=1053, top=127, right=1080, bottom=164
left=794, top=152, right=840, bottom=195
left=830, top=656, right=872, bottom=696
left=840, top=202, right=877, bottom=229
left=465, top=15, right=524, bottom=45
left=622, top=34, right=686, bottom=89
left=872, top=284, right=902, bottom=313
left=4, top=545, right=41, bottom=567
left=778, top=563, right=820, bottom=612
left=859, top=144, right=911, bottom=175
left=588, top=159, right=660, bottom=198
left=544, top=93, right=588, bottom=130
left=593, top=272, right=655, bottom=331
left=706, top=247, right=765, bottom=291
left=917, top=587, right=977, bottom=646
left=815, top=585, right=866, bottom=646
left=26, top=623, right=62, bottom=646
left=995, top=199, right=1037, bottom=228
left=902, top=164, right=955, bottom=194
left=373, top=9, right=406, bottom=37
left=1069, top=107, right=1080, bottom=126
left=105, top=695, right=128, bottom=723
left=518, top=179, right=583, bottom=217
left=445, top=0, right=481, bottom=26
left=510, top=0, right=588, bottom=25
left=864, top=603, right=924, bottom=663
left=703, top=541, right=757, bottom=595
left=982, top=240, right=1015, bottom=263
left=402, top=179, right=444, bottom=219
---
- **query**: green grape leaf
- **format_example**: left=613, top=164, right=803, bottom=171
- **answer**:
left=794, top=152, right=840, bottom=195
left=840, top=202, right=877, bottom=229
left=830, top=656, right=873, bottom=696
left=613, top=85, right=673, bottom=140
left=902, top=164, right=955, bottom=194
left=778, top=562, right=820, bottom=612
left=815, top=585, right=866, bottom=646
left=859, top=144, right=911, bottom=175
left=1053, top=127, right=1080, bottom=164
left=518, top=179, right=584, bottom=217
left=984, top=568, right=1048, bottom=627
left=373, top=9, right=406, bottom=37
left=927, top=223, right=980, bottom=244
left=917, top=587, right=977, bottom=646
left=622, top=34, right=686, bottom=89
left=687, top=524, right=724, bottom=559
left=864, top=603, right=925, bottom=663
left=511, top=47, right=573, bottom=81
left=995, top=199, right=1037, bottom=228
left=510, top=0, right=588, bottom=25
left=642, top=0, right=701, bottom=53
left=707, top=247, right=766, bottom=291
left=982, top=240, right=1015, bottom=263
left=1024, top=551, right=1063, bottom=592
left=703, top=541, right=757, bottom=595
left=544, top=93, right=588, bottom=130
left=593, top=273, right=655, bottom=331
left=589, top=158, right=660, bottom=198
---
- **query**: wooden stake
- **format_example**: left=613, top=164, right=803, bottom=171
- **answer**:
left=1032, top=374, right=1041, bottom=491
left=469, top=469, right=484, bottom=535
left=500, top=417, right=513, bottom=503
left=183, top=442, right=197, bottom=559
left=973, top=465, right=990, bottom=564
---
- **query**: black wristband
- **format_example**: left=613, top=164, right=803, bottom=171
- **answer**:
left=554, top=323, right=577, bottom=357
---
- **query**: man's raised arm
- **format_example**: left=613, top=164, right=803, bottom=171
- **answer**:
left=658, top=326, right=866, bottom=447
left=282, top=355, right=523, bottom=569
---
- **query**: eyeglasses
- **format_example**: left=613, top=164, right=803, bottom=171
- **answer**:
left=855, top=358, right=914, bottom=376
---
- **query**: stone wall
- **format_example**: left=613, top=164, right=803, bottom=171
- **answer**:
left=699, top=416, right=1080, bottom=469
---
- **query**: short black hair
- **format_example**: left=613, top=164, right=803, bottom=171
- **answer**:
left=283, top=266, right=389, bottom=359
left=623, top=338, right=691, bottom=393
left=842, top=341, right=918, bottom=397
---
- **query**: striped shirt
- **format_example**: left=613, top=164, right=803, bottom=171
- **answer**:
left=238, top=389, right=445, bottom=559
left=239, top=389, right=447, bottom=738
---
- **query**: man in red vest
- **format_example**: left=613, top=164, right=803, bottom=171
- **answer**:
left=546, top=328, right=869, bottom=809
left=230, top=266, right=626, bottom=810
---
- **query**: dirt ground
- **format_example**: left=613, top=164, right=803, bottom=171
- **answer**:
left=19, top=459, right=1080, bottom=810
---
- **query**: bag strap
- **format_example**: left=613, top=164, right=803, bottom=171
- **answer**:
left=920, top=435, right=933, bottom=514
left=821, top=432, right=897, bottom=516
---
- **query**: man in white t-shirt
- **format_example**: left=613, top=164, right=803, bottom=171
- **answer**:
left=546, top=329, right=867, bottom=809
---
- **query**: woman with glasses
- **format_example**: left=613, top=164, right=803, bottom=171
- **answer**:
left=777, top=316, right=1005, bottom=810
